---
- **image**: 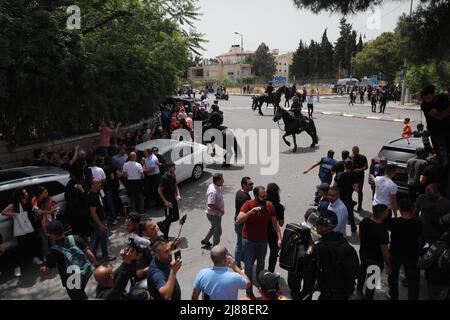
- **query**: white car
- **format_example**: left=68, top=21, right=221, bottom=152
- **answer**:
left=0, top=167, right=71, bottom=251
left=136, top=139, right=207, bottom=183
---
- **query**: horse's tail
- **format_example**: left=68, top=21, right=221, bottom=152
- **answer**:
left=309, top=119, right=319, bottom=144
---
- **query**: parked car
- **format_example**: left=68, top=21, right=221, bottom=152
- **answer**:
left=136, top=139, right=207, bottom=183
left=369, top=137, right=427, bottom=195
left=0, top=167, right=71, bottom=252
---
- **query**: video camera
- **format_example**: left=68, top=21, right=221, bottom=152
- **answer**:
left=128, top=234, right=152, bottom=255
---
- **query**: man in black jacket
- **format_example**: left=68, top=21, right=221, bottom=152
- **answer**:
left=313, top=210, right=360, bottom=300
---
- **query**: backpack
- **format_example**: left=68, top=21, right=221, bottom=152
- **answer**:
left=316, top=236, right=360, bottom=298
left=52, top=235, right=92, bottom=283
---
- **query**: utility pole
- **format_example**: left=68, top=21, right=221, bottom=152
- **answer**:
left=401, top=0, right=414, bottom=105
left=235, top=32, right=244, bottom=94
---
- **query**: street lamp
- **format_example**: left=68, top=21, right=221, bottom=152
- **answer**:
left=401, top=0, right=414, bottom=105
left=235, top=32, right=244, bottom=94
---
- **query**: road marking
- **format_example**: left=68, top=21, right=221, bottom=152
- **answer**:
left=343, top=114, right=354, bottom=117
left=366, top=116, right=380, bottom=120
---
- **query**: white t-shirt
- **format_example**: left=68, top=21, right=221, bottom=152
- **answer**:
left=89, top=166, right=106, bottom=181
left=123, top=161, right=143, bottom=180
left=373, top=176, right=398, bottom=208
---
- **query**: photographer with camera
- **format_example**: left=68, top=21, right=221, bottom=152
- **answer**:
left=287, top=208, right=317, bottom=300
left=313, top=210, right=360, bottom=300
left=147, top=240, right=182, bottom=300
left=94, top=247, right=150, bottom=300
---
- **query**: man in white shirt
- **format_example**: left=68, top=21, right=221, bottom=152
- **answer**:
left=371, top=164, right=398, bottom=221
left=89, top=156, right=107, bottom=198
left=201, top=173, right=225, bottom=247
left=143, top=148, right=162, bottom=208
left=122, top=152, right=144, bottom=214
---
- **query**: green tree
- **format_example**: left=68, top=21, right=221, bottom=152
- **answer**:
left=352, top=32, right=402, bottom=82
left=320, top=29, right=335, bottom=78
left=291, top=0, right=449, bottom=63
left=0, top=0, right=203, bottom=146
left=406, top=62, right=450, bottom=95
left=247, top=43, right=277, bottom=82
left=334, top=18, right=353, bottom=77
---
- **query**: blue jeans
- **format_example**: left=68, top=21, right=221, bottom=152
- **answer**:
left=91, top=222, right=109, bottom=258
left=242, top=238, right=268, bottom=295
left=104, top=191, right=117, bottom=221
left=234, top=223, right=243, bottom=267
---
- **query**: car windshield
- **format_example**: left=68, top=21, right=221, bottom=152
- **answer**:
left=379, top=147, right=416, bottom=164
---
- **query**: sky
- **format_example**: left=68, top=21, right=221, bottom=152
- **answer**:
left=194, top=0, right=415, bottom=58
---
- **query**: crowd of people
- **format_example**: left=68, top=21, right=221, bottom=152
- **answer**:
left=1, top=84, right=449, bottom=301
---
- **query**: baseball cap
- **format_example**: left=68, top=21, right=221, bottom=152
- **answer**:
left=317, top=183, right=330, bottom=192
left=258, top=270, right=280, bottom=294
left=127, top=212, right=141, bottom=224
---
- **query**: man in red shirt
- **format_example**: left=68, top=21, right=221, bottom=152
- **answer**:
left=236, top=186, right=282, bottom=299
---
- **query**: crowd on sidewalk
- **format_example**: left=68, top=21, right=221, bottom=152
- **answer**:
left=0, top=85, right=449, bottom=300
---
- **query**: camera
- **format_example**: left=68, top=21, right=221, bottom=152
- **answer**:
left=128, top=234, right=151, bottom=255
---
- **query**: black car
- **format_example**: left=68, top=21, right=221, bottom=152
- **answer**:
left=369, top=137, right=428, bottom=195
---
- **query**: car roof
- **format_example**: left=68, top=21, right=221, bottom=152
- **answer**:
left=136, top=139, right=205, bottom=153
left=384, top=137, right=424, bottom=151
left=169, top=96, right=202, bottom=103
left=0, top=166, right=70, bottom=186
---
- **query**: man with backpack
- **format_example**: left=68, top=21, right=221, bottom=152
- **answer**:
left=313, top=210, right=360, bottom=300
left=40, top=220, right=96, bottom=300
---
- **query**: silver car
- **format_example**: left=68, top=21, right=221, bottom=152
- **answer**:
left=0, top=167, right=70, bottom=251
left=136, top=139, right=207, bottom=183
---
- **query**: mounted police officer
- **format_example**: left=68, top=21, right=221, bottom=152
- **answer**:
left=303, top=150, right=337, bottom=205
left=207, top=102, right=224, bottom=130
left=266, top=81, right=275, bottom=101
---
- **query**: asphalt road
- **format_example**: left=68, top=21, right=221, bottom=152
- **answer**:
left=0, top=96, right=424, bottom=300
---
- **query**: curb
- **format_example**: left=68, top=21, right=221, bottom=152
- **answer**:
left=319, top=111, right=406, bottom=122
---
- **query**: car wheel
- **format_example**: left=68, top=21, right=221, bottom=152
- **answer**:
left=192, top=164, right=203, bottom=181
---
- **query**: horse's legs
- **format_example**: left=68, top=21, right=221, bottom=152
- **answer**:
left=282, top=133, right=291, bottom=147
left=307, top=128, right=316, bottom=148
left=292, top=134, right=297, bottom=152
left=258, top=101, right=264, bottom=115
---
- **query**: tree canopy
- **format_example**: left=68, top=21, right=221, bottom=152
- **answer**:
left=247, top=43, right=277, bottom=82
left=291, top=0, right=449, bottom=64
left=0, top=0, right=203, bottom=146
left=352, top=32, right=402, bottom=81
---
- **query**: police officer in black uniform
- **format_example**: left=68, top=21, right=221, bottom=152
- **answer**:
left=312, top=210, right=360, bottom=300
left=207, top=102, right=224, bottom=130
left=266, top=81, right=274, bottom=100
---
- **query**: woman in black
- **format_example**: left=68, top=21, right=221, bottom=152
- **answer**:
left=62, top=175, right=91, bottom=241
left=265, top=183, right=285, bottom=273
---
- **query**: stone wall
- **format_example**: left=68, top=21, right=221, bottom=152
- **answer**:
left=0, top=118, right=156, bottom=169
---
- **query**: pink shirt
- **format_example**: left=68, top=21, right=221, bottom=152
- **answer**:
left=100, top=126, right=113, bottom=147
